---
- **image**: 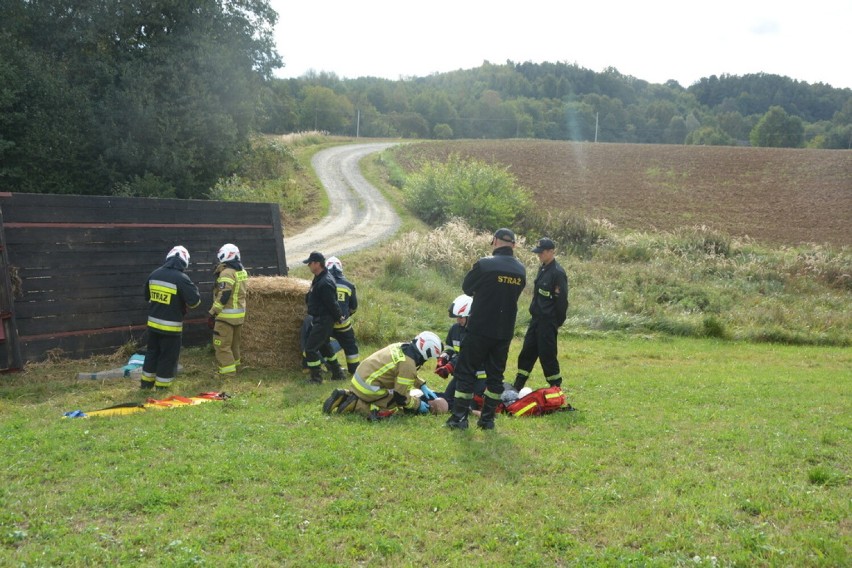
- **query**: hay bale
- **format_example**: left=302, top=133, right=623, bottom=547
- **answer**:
left=242, top=276, right=310, bottom=369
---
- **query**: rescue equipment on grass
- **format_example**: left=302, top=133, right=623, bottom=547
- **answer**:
left=75, top=353, right=183, bottom=381
left=499, top=385, right=572, bottom=416
left=63, top=392, right=230, bottom=418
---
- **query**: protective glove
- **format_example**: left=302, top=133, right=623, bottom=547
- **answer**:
left=434, top=362, right=454, bottom=378
left=418, top=400, right=429, bottom=414
left=420, top=384, right=437, bottom=400
left=437, top=353, right=450, bottom=366
left=207, top=316, right=216, bottom=330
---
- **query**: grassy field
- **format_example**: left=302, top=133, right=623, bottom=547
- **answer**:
left=1, top=338, right=849, bottom=566
left=1, top=137, right=850, bottom=566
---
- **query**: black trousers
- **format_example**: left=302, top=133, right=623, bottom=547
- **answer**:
left=516, top=317, right=561, bottom=382
left=304, top=316, right=335, bottom=369
left=331, top=325, right=361, bottom=373
left=143, top=331, right=182, bottom=383
left=453, top=333, right=511, bottom=396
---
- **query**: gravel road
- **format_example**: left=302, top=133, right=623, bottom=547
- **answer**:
left=284, top=142, right=400, bottom=270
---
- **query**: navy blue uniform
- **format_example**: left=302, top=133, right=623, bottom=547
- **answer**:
left=142, top=256, right=201, bottom=388
left=454, top=246, right=526, bottom=398
left=515, top=259, right=569, bottom=389
left=304, top=268, right=343, bottom=372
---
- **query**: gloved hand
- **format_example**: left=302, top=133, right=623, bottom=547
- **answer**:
left=434, top=362, right=454, bottom=378
left=420, top=384, right=437, bottom=400
left=207, top=316, right=216, bottom=329
left=418, top=400, right=429, bottom=414
left=437, top=353, right=450, bottom=366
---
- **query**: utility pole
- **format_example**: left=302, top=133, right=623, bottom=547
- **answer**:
left=356, top=109, right=360, bottom=138
left=595, top=112, right=599, bottom=143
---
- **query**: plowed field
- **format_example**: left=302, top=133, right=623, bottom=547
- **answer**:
left=393, top=140, right=851, bottom=247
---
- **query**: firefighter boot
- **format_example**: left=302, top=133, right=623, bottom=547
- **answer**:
left=308, top=366, right=323, bottom=384
left=445, top=397, right=471, bottom=430
left=513, top=373, right=528, bottom=392
left=323, top=389, right=349, bottom=414
left=328, top=360, right=346, bottom=381
left=477, top=396, right=501, bottom=430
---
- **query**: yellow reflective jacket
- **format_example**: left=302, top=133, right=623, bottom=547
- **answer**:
left=350, top=343, right=425, bottom=410
left=210, top=263, right=248, bottom=325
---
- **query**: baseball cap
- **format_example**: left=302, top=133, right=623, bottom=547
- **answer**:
left=302, top=251, right=325, bottom=264
left=493, top=228, right=516, bottom=243
left=531, top=237, right=555, bottom=253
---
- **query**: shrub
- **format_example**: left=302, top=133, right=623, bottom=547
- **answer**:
left=403, top=154, right=530, bottom=231
left=433, top=123, right=453, bottom=139
left=669, top=226, right=732, bottom=257
left=517, top=210, right=607, bottom=258
left=113, top=173, right=176, bottom=198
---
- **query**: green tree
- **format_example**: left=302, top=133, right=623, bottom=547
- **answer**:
left=299, top=86, right=355, bottom=134
left=663, top=116, right=688, bottom=144
left=686, top=126, right=734, bottom=146
left=750, top=106, right=804, bottom=147
left=0, top=0, right=280, bottom=197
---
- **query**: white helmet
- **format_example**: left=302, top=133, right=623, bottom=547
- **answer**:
left=325, top=256, right=343, bottom=274
left=166, top=245, right=190, bottom=267
left=413, top=331, right=443, bottom=360
left=449, top=294, right=473, bottom=318
left=217, top=243, right=240, bottom=263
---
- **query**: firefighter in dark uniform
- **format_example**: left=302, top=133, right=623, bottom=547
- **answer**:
left=208, top=243, right=248, bottom=377
left=325, top=256, right=361, bottom=376
left=446, top=228, right=527, bottom=430
left=434, top=294, right=486, bottom=407
left=142, top=245, right=201, bottom=390
left=303, top=251, right=345, bottom=384
left=514, top=238, right=569, bottom=390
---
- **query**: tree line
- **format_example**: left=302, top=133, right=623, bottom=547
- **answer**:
left=259, top=64, right=851, bottom=149
left=2, top=1, right=850, bottom=200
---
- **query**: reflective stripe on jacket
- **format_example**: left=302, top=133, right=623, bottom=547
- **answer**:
left=349, top=343, right=424, bottom=410
left=145, top=258, right=201, bottom=335
left=210, top=263, right=249, bottom=325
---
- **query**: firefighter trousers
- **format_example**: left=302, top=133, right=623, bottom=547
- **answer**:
left=213, top=321, right=242, bottom=375
left=516, top=317, right=561, bottom=385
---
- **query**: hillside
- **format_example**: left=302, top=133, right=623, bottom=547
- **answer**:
left=393, top=141, right=851, bottom=247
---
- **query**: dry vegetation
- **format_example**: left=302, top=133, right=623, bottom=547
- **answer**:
left=394, top=140, right=851, bottom=247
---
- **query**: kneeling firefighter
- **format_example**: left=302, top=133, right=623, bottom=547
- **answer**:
left=323, top=331, right=443, bottom=417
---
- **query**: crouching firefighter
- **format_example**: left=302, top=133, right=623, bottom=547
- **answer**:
left=323, top=331, right=443, bottom=418
left=208, top=244, right=248, bottom=377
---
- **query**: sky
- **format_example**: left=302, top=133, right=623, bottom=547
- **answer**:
left=269, top=0, right=852, bottom=90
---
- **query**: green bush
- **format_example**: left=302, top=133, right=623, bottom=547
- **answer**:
left=517, top=209, right=607, bottom=258
left=403, top=154, right=530, bottom=231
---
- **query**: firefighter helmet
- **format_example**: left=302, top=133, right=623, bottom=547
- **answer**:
left=166, top=245, right=190, bottom=267
left=413, top=331, right=443, bottom=360
left=217, top=243, right=240, bottom=263
left=325, top=256, right=343, bottom=275
left=449, top=294, right=473, bottom=318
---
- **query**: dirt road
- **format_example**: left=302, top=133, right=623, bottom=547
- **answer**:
left=284, top=142, right=400, bottom=269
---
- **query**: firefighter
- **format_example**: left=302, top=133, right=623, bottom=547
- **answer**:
left=322, top=331, right=443, bottom=418
left=208, top=243, right=249, bottom=377
left=434, top=294, right=486, bottom=407
left=513, top=237, right=569, bottom=391
left=324, top=256, right=361, bottom=376
left=303, top=251, right=345, bottom=384
left=141, top=246, right=201, bottom=390
left=446, top=228, right=527, bottom=430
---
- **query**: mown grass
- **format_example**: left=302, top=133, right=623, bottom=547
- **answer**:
left=1, top=339, right=849, bottom=566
